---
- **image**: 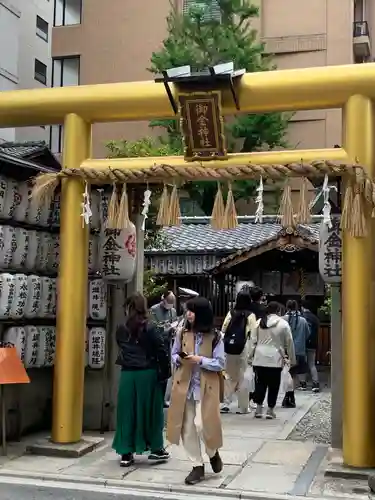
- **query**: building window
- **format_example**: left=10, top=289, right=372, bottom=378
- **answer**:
left=49, top=57, right=80, bottom=153
left=36, top=15, right=49, bottom=41
left=54, top=0, right=82, bottom=27
left=34, top=59, right=47, bottom=85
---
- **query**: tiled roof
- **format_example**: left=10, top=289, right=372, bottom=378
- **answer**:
left=0, top=141, right=47, bottom=158
left=146, top=216, right=321, bottom=254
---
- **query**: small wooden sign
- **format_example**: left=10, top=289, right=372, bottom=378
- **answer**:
left=178, top=91, right=227, bottom=162
left=0, top=347, right=30, bottom=385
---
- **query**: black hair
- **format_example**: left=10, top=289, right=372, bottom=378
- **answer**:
left=285, top=299, right=300, bottom=332
left=259, top=301, right=281, bottom=329
left=124, top=292, right=148, bottom=338
left=250, top=286, right=263, bottom=303
left=234, top=289, right=252, bottom=311
left=186, top=296, right=214, bottom=334
left=161, top=289, right=174, bottom=299
left=301, top=299, right=312, bottom=310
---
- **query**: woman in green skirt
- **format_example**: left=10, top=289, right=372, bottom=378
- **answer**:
left=112, top=292, right=171, bottom=467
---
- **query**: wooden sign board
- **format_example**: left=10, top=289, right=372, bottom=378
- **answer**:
left=319, top=216, right=342, bottom=283
left=178, top=91, right=227, bottom=162
left=0, top=347, right=30, bottom=385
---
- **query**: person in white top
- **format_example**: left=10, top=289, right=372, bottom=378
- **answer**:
left=248, top=301, right=296, bottom=419
left=221, top=289, right=258, bottom=414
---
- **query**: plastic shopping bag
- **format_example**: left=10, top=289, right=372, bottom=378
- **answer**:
left=240, top=366, right=255, bottom=393
left=281, top=365, right=294, bottom=393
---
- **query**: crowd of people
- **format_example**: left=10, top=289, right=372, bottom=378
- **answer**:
left=112, top=285, right=320, bottom=485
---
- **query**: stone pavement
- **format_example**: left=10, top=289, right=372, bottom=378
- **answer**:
left=0, top=390, right=369, bottom=499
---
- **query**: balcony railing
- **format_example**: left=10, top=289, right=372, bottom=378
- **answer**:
left=353, top=20, right=370, bottom=38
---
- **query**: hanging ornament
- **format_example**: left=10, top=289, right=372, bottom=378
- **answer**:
left=117, top=184, right=131, bottom=229
left=309, top=174, right=337, bottom=229
left=295, top=177, right=312, bottom=224
left=106, top=184, right=119, bottom=229
left=223, top=183, right=238, bottom=229
left=156, top=185, right=170, bottom=226
left=254, top=177, right=264, bottom=224
left=210, top=182, right=225, bottom=229
left=81, top=182, right=92, bottom=227
left=278, top=179, right=295, bottom=229
left=168, top=184, right=181, bottom=226
left=141, top=187, right=152, bottom=231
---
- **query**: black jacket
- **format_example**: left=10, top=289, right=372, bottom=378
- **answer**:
left=302, top=309, right=320, bottom=350
left=116, top=322, right=171, bottom=381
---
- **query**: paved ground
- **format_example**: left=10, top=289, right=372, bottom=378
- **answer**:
left=0, top=390, right=369, bottom=499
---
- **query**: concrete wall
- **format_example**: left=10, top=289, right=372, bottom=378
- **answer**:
left=0, top=0, right=53, bottom=143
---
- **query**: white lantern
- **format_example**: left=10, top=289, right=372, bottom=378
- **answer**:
left=49, top=194, right=60, bottom=227
left=13, top=182, right=31, bottom=222
left=2, top=179, right=18, bottom=219
left=10, top=273, right=28, bottom=319
left=24, top=275, right=42, bottom=319
left=37, top=233, right=53, bottom=272
left=44, top=327, right=56, bottom=367
left=47, top=279, right=57, bottom=318
left=1, top=226, right=17, bottom=268
left=36, top=327, right=47, bottom=367
left=4, top=327, right=26, bottom=362
left=88, top=279, right=107, bottom=320
left=85, top=328, right=89, bottom=367
left=12, top=228, right=29, bottom=269
left=39, top=277, right=54, bottom=318
left=47, top=234, right=60, bottom=273
left=99, top=227, right=136, bottom=282
left=88, top=327, right=106, bottom=369
left=0, top=273, right=15, bottom=318
left=25, top=230, right=39, bottom=271
left=0, top=176, right=7, bottom=217
left=24, top=326, right=41, bottom=368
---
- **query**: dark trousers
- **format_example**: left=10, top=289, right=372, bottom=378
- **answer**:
left=253, top=366, right=282, bottom=409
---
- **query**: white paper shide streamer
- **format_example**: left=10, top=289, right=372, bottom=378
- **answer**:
left=309, top=174, right=337, bottom=228
left=81, top=182, right=92, bottom=227
left=255, top=177, right=264, bottom=224
left=141, top=188, right=152, bottom=230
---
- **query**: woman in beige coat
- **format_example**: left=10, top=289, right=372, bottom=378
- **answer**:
left=221, top=289, right=257, bottom=414
left=167, top=297, right=225, bottom=485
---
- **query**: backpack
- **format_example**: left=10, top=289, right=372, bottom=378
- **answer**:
left=223, top=310, right=250, bottom=355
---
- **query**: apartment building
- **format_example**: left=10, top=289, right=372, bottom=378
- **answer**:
left=51, top=0, right=373, bottom=159
left=0, top=0, right=54, bottom=143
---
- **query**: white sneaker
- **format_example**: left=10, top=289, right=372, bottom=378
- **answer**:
left=250, top=401, right=257, bottom=409
left=236, top=407, right=249, bottom=414
left=254, top=405, right=263, bottom=418
left=266, top=407, right=276, bottom=419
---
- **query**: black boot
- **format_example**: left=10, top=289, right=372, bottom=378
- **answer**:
left=289, top=391, right=296, bottom=408
left=282, top=392, right=290, bottom=407
left=282, top=391, right=296, bottom=408
left=185, top=465, right=205, bottom=485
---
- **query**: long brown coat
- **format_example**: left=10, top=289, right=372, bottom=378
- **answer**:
left=166, top=330, right=223, bottom=451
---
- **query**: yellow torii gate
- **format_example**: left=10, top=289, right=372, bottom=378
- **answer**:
left=1, top=63, right=375, bottom=468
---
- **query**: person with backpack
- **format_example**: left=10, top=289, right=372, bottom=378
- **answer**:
left=282, top=300, right=311, bottom=408
left=167, top=297, right=225, bottom=486
left=301, top=299, right=320, bottom=392
left=220, top=289, right=258, bottom=414
left=248, top=302, right=296, bottom=419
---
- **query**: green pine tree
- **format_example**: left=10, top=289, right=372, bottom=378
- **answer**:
left=107, top=0, right=290, bottom=216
